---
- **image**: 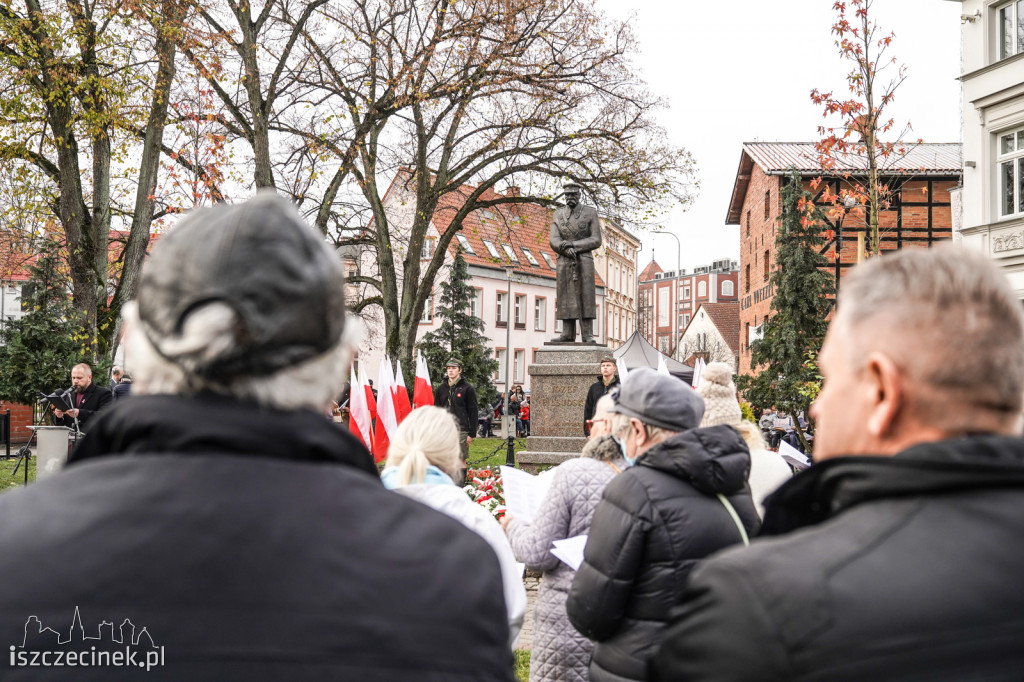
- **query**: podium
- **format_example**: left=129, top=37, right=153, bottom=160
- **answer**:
left=30, top=426, right=76, bottom=480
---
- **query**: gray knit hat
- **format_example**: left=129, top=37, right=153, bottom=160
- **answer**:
left=697, top=362, right=743, bottom=428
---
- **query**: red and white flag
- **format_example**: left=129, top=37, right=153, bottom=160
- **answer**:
left=691, top=357, right=706, bottom=389
left=372, top=357, right=400, bottom=463
left=394, top=359, right=413, bottom=424
left=413, top=351, right=434, bottom=408
left=360, top=363, right=377, bottom=423
left=347, top=367, right=373, bottom=452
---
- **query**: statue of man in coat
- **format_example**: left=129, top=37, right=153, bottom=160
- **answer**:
left=550, top=181, right=602, bottom=343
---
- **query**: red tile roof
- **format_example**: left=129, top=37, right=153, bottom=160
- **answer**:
left=638, top=260, right=663, bottom=282
left=692, top=302, right=741, bottom=355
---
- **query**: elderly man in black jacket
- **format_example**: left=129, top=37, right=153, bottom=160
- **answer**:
left=654, top=245, right=1024, bottom=682
left=0, top=195, right=514, bottom=681
left=567, top=368, right=759, bottom=682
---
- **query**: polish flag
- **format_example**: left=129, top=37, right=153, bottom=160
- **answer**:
left=394, top=359, right=413, bottom=424
left=691, top=358, right=706, bottom=389
left=347, top=367, right=373, bottom=452
left=413, top=351, right=435, bottom=408
left=372, top=357, right=400, bottom=462
left=360, top=363, right=377, bottom=423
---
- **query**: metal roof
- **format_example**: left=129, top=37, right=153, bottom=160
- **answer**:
left=743, top=142, right=962, bottom=175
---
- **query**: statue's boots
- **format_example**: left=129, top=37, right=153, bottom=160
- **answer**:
left=581, top=319, right=595, bottom=343
left=553, top=319, right=576, bottom=342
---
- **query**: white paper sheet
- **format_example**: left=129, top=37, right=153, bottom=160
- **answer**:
left=779, top=440, right=811, bottom=468
left=550, top=535, right=588, bottom=571
left=500, top=465, right=553, bottom=524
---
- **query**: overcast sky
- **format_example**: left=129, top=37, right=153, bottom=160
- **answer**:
left=592, top=0, right=964, bottom=273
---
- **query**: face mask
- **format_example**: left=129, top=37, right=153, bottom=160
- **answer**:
left=614, top=433, right=635, bottom=466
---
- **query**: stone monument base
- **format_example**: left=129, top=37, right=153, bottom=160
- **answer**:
left=517, top=344, right=609, bottom=473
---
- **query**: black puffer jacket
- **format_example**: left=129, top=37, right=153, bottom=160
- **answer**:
left=653, top=435, right=1024, bottom=682
left=1, top=395, right=514, bottom=681
left=566, top=424, right=759, bottom=682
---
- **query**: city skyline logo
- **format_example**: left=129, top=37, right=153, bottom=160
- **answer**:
left=9, top=607, right=165, bottom=671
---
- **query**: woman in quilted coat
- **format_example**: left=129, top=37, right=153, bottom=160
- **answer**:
left=502, top=395, right=625, bottom=682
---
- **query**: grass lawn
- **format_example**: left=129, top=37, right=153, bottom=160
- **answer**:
left=467, top=436, right=528, bottom=469
left=514, top=649, right=530, bottom=680
left=1, top=453, right=35, bottom=492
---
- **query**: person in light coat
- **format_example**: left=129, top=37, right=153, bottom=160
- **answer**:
left=502, top=395, right=626, bottom=682
left=696, top=362, right=793, bottom=518
left=382, top=406, right=526, bottom=648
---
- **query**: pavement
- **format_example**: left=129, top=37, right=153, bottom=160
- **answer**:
left=518, top=573, right=540, bottom=651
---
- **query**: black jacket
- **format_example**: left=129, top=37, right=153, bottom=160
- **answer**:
left=653, top=435, right=1024, bottom=682
left=567, top=425, right=759, bottom=682
left=2, top=395, right=514, bottom=681
left=434, top=376, right=478, bottom=434
left=583, top=375, right=619, bottom=435
left=53, top=382, right=112, bottom=430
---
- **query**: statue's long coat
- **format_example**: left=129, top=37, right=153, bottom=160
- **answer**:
left=549, top=204, right=602, bottom=320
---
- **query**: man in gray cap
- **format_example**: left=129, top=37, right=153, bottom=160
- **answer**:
left=566, top=367, right=759, bottom=682
left=0, top=194, right=515, bottom=680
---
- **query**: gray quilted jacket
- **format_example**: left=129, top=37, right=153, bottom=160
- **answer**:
left=506, top=446, right=624, bottom=682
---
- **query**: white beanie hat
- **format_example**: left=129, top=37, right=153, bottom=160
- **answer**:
left=696, top=362, right=743, bottom=428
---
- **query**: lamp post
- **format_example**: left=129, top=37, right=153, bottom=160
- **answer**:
left=504, top=265, right=515, bottom=466
left=652, top=230, right=681, bottom=360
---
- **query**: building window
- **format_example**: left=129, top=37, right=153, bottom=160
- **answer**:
left=456, top=234, right=475, bottom=254
left=420, top=294, right=433, bottom=323
left=658, top=336, right=669, bottom=353
left=541, top=251, right=556, bottom=269
left=697, top=281, right=707, bottom=298
left=745, top=321, right=751, bottom=350
left=421, top=237, right=436, bottom=260
left=682, top=285, right=690, bottom=299
left=555, top=318, right=563, bottom=333
left=722, top=280, right=734, bottom=296
left=514, top=294, right=526, bottom=328
left=998, top=1, right=1024, bottom=60
left=746, top=210, right=751, bottom=238
left=764, top=190, right=770, bottom=220
left=683, top=313, right=691, bottom=329
left=764, top=250, right=770, bottom=281
left=483, top=239, right=501, bottom=258
left=496, top=291, right=508, bottom=327
left=745, top=264, right=751, bottom=293
left=998, top=126, right=1024, bottom=217
left=658, top=288, right=670, bottom=326
left=502, top=244, right=520, bottom=262
left=514, top=349, right=525, bottom=383
left=468, top=287, right=483, bottom=318
left=535, top=297, right=547, bottom=331
left=521, top=247, right=540, bottom=266
left=496, top=349, right=507, bottom=382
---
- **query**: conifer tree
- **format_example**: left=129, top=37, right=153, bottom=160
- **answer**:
left=737, top=171, right=834, bottom=451
left=418, top=249, right=499, bottom=409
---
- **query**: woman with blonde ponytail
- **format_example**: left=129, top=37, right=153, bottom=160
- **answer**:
left=381, top=406, right=526, bottom=648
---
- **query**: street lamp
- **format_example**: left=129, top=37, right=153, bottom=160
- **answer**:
left=504, top=265, right=515, bottom=467
left=652, top=230, right=681, bottom=360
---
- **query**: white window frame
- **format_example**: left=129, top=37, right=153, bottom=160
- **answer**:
left=420, top=237, right=435, bottom=260
left=496, top=291, right=508, bottom=325
left=534, top=297, right=546, bottom=331
left=514, top=349, right=525, bottom=383
left=483, top=239, right=501, bottom=258
left=998, top=126, right=1024, bottom=219
left=997, top=1, right=1024, bottom=60
left=420, top=294, right=433, bottom=323
left=502, top=244, right=520, bottom=262
left=541, top=251, right=556, bottom=269
left=514, top=294, right=526, bottom=326
left=722, top=280, right=735, bottom=296
left=496, top=349, right=507, bottom=382
left=468, top=287, right=483, bottom=318
left=521, top=247, right=540, bottom=266
left=456, top=234, right=475, bottom=254
left=697, top=281, right=708, bottom=297
left=658, top=288, right=670, bottom=326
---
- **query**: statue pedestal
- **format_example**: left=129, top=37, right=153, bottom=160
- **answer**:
left=518, top=344, right=608, bottom=472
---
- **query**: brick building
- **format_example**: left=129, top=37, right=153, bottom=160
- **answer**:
left=638, top=258, right=739, bottom=359
left=726, top=142, right=962, bottom=375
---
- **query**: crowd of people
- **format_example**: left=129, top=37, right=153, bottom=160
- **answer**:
left=3, top=194, right=1024, bottom=681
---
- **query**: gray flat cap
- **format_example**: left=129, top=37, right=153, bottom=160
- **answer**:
left=608, top=367, right=705, bottom=432
left=137, top=193, right=346, bottom=380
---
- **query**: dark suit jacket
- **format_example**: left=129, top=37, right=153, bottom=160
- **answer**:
left=54, top=382, right=113, bottom=431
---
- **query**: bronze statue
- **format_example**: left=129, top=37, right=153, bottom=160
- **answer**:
left=549, top=181, right=602, bottom=343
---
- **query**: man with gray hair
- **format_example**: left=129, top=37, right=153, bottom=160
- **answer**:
left=567, top=367, right=759, bottom=682
left=0, top=195, right=515, bottom=680
left=654, top=245, right=1024, bottom=681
